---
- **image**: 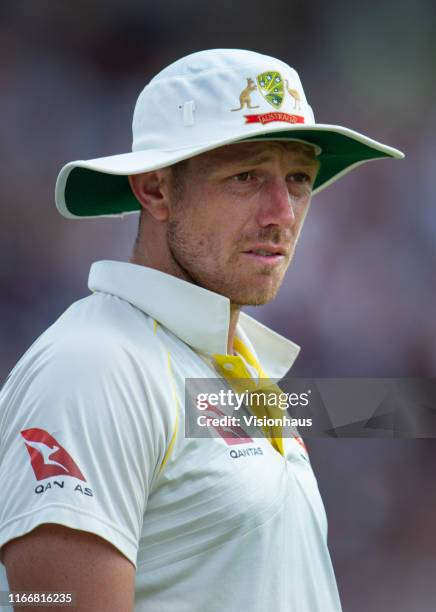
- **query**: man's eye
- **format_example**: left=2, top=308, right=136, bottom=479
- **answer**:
left=288, top=173, right=311, bottom=184
left=232, top=172, right=252, bottom=182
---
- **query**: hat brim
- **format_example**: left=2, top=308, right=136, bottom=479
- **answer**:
left=55, top=123, right=404, bottom=219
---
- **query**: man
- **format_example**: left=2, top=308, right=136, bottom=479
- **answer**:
left=0, top=49, right=403, bottom=611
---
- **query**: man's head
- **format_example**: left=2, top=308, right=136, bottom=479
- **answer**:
left=55, top=48, right=403, bottom=267
left=129, top=139, right=319, bottom=306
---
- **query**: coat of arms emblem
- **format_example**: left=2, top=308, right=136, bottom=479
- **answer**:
left=256, top=71, right=284, bottom=109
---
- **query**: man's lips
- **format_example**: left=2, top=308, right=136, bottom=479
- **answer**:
left=241, top=244, right=288, bottom=265
left=242, top=243, right=288, bottom=255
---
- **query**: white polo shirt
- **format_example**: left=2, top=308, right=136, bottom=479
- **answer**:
left=0, top=260, right=342, bottom=611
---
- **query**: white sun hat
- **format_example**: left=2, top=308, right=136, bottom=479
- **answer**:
left=55, top=48, right=404, bottom=219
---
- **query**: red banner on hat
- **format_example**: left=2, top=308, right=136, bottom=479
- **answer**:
left=244, top=113, right=305, bottom=125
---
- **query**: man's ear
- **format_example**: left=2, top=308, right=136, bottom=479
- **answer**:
left=128, top=171, right=169, bottom=222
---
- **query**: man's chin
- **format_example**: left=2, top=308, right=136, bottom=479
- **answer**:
left=221, top=274, right=286, bottom=306
left=230, top=286, right=281, bottom=307
left=191, top=269, right=285, bottom=306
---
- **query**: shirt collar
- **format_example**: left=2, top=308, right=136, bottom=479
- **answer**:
left=88, top=260, right=300, bottom=379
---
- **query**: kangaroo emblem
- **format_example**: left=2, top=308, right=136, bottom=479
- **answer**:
left=231, top=78, right=260, bottom=111
left=285, top=80, right=301, bottom=110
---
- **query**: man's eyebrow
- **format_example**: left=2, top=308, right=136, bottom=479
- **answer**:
left=208, top=153, right=319, bottom=170
left=232, top=155, right=275, bottom=167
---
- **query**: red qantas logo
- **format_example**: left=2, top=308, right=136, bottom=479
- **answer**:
left=204, top=405, right=253, bottom=446
left=21, top=428, right=86, bottom=482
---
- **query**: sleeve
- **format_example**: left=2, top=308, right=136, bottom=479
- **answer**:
left=0, top=329, right=174, bottom=567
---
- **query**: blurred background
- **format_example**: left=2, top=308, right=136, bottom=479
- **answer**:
left=1, top=0, right=435, bottom=609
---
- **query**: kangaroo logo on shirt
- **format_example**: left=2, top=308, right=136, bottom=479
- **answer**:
left=21, top=428, right=86, bottom=482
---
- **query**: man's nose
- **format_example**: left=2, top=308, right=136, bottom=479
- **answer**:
left=255, top=178, right=296, bottom=228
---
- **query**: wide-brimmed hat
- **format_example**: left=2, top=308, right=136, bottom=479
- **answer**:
left=55, top=49, right=404, bottom=219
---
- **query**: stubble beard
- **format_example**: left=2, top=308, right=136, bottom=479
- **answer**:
left=167, top=217, right=289, bottom=306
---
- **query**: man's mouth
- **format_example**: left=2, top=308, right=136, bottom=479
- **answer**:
left=246, top=249, right=280, bottom=257
left=242, top=244, right=287, bottom=264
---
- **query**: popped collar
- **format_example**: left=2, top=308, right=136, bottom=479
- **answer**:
left=88, top=259, right=300, bottom=379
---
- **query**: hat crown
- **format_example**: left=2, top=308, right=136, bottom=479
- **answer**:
left=132, top=48, right=314, bottom=152
left=150, top=49, right=293, bottom=81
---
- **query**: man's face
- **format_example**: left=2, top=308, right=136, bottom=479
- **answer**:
left=166, top=141, right=319, bottom=306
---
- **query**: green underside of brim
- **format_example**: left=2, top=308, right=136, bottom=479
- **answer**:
left=65, top=129, right=391, bottom=217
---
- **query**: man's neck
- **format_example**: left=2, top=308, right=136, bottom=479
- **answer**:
left=228, top=304, right=241, bottom=355
left=131, top=248, right=241, bottom=356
